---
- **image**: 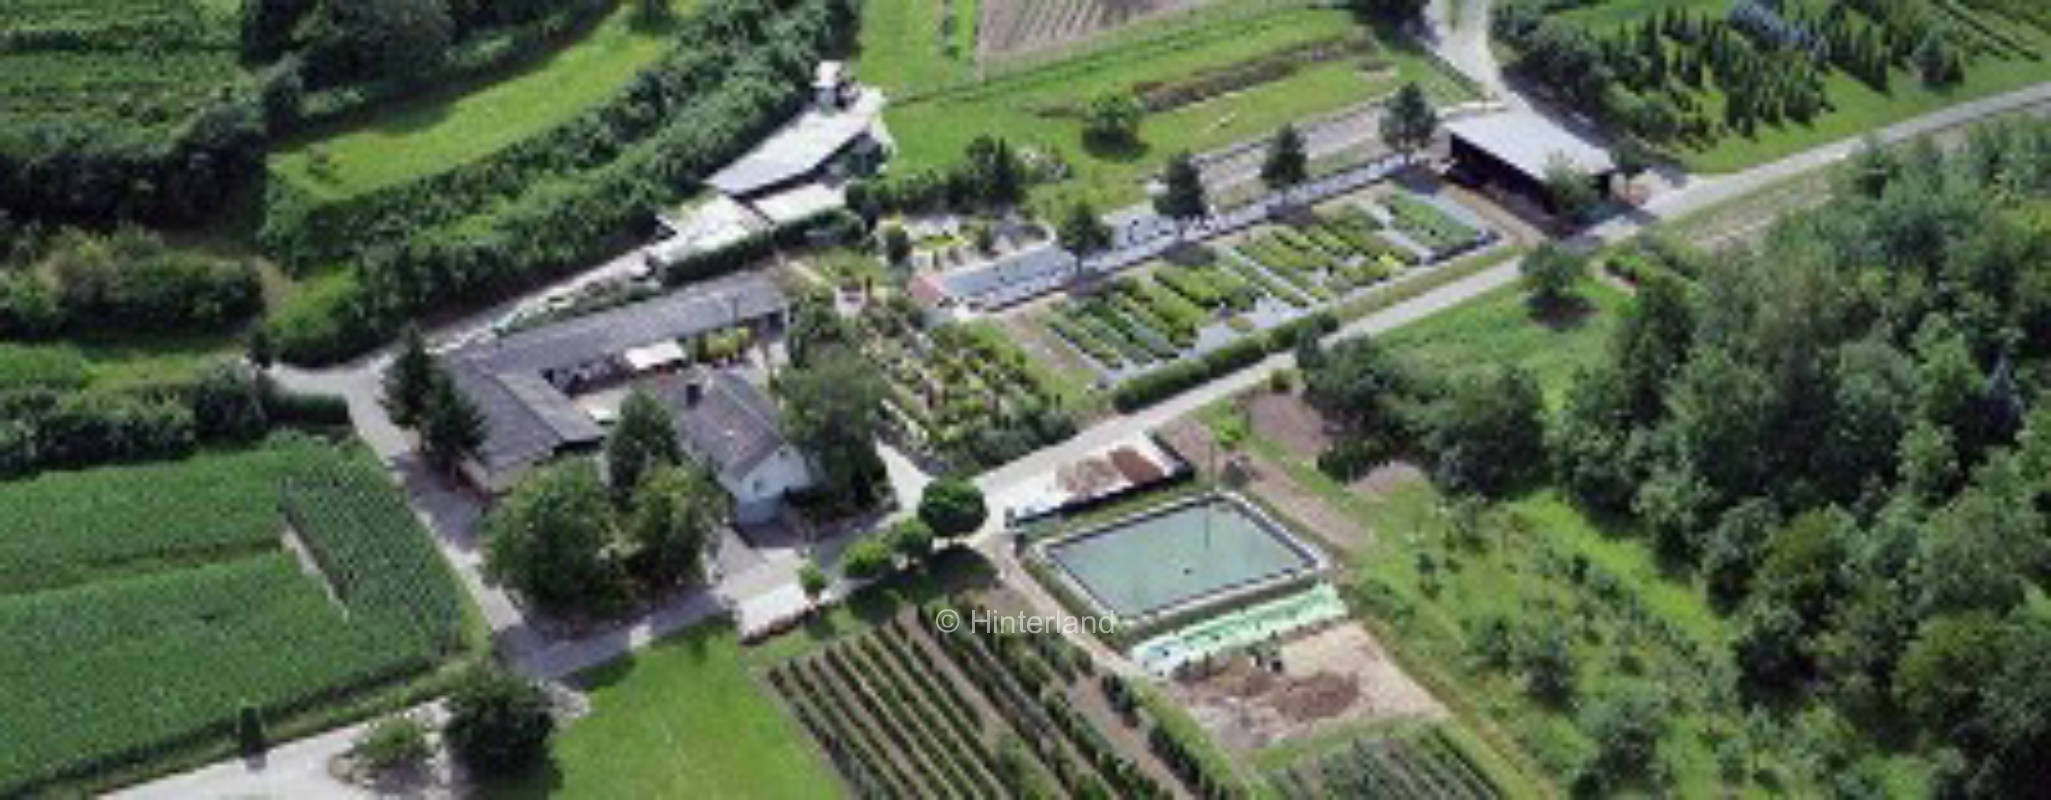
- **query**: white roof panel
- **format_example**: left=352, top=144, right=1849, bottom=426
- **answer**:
left=1446, top=112, right=1616, bottom=178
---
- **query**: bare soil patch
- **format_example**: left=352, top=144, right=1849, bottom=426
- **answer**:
left=1241, top=389, right=1335, bottom=461
left=1160, top=418, right=1373, bottom=556
left=1348, top=461, right=1425, bottom=497
left=1171, top=622, right=1445, bottom=753
left=978, top=0, right=1222, bottom=60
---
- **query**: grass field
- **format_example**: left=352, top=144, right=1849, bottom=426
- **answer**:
left=879, top=7, right=1475, bottom=213
left=854, top=0, right=979, bottom=95
left=1376, top=277, right=1629, bottom=407
left=505, top=549, right=1001, bottom=798
left=1207, top=277, right=1937, bottom=794
left=0, top=440, right=478, bottom=794
left=270, top=0, right=696, bottom=201
left=501, top=623, right=840, bottom=799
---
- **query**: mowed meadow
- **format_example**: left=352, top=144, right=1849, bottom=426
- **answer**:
left=0, top=439, right=479, bottom=795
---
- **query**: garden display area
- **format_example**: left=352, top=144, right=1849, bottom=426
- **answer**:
left=856, top=299, right=1080, bottom=470
left=1039, top=191, right=1493, bottom=380
left=1042, top=493, right=1322, bottom=621
left=1500, top=0, right=2051, bottom=171
left=0, top=439, right=477, bottom=795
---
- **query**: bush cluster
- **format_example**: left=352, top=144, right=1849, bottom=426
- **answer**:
left=1112, top=311, right=1337, bottom=411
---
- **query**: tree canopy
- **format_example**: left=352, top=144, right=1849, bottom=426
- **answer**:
left=1260, top=124, right=1309, bottom=193
left=918, top=477, right=987, bottom=538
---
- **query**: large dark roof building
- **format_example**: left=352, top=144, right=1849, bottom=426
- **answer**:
left=445, top=272, right=790, bottom=492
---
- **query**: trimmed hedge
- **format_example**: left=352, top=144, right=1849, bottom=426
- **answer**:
left=1112, top=311, right=1337, bottom=412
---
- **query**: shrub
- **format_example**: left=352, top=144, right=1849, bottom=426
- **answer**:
left=841, top=535, right=895, bottom=580
left=352, top=715, right=432, bottom=773
left=919, top=478, right=988, bottom=538
left=443, top=667, right=554, bottom=777
left=1113, top=312, right=1336, bottom=411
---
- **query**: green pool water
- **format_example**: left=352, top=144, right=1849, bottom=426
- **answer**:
left=1046, top=496, right=1316, bottom=619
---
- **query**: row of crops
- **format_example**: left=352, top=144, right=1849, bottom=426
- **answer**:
left=0, top=442, right=469, bottom=794
left=1265, top=727, right=1502, bottom=800
left=920, top=602, right=1197, bottom=798
left=768, top=616, right=1044, bottom=799
left=860, top=301, right=1077, bottom=470
left=0, top=443, right=331, bottom=595
left=1048, top=198, right=1482, bottom=374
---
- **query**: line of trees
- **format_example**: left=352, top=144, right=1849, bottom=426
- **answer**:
left=0, top=226, right=261, bottom=338
left=262, top=0, right=858, bottom=365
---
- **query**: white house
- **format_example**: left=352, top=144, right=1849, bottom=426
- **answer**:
left=655, top=369, right=813, bottom=525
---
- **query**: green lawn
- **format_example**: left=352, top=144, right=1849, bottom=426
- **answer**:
left=500, top=623, right=840, bottom=800
left=270, top=0, right=695, bottom=201
left=1376, top=276, right=1628, bottom=407
left=880, top=8, right=1475, bottom=214
left=854, top=0, right=978, bottom=96
left=504, top=549, right=1001, bottom=798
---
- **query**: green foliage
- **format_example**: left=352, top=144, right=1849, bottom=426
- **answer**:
left=1378, top=82, right=1438, bottom=156
left=0, top=344, right=88, bottom=392
left=1519, top=242, right=1585, bottom=310
left=484, top=460, right=628, bottom=615
left=780, top=344, right=888, bottom=511
left=918, top=478, right=987, bottom=539
left=1113, top=311, right=1338, bottom=412
left=1543, top=157, right=1600, bottom=221
left=1058, top=200, right=1114, bottom=257
left=352, top=714, right=432, bottom=773
left=444, top=667, right=555, bottom=777
left=882, top=224, right=912, bottom=266
left=1082, top=91, right=1145, bottom=149
left=605, top=389, right=681, bottom=506
left=1260, top=124, right=1308, bottom=191
left=890, top=517, right=935, bottom=563
left=0, top=443, right=468, bottom=794
left=383, top=325, right=436, bottom=427
left=840, top=535, right=896, bottom=580
left=419, top=369, right=486, bottom=474
left=624, top=465, right=722, bottom=588
left=1577, top=684, right=1666, bottom=791
left=1154, top=151, right=1209, bottom=225
left=1424, top=364, right=1546, bottom=497
left=798, top=560, right=828, bottom=600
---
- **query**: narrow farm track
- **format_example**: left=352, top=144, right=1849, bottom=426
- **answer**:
left=121, top=73, right=2051, bottom=800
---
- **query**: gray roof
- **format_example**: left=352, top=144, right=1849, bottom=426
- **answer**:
left=445, top=272, right=789, bottom=480
left=706, top=112, right=873, bottom=196
left=465, top=272, right=787, bottom=375
left=449, top=361, right=604, bottom=473
left=654, top=370, right=790, bottom=483
left=940, top=245, right=1076, bottom=307
left=1446, top=112, right=1616, bottom=179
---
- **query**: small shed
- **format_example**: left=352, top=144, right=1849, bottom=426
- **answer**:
left=1445, top=112, right=1616, bottom=213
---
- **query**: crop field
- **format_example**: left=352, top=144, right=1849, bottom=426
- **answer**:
left=0, top=440, right=472, bottom=794
left=1267, top=726, right=1505, bottom=799
left=884, top=6, right=1475, bottom=212
left=977, top=0, right=1219, bottom=58
left=0, top=0, right=241, bottom=137
left=766, top=602, right=1205, bottom=798
left=0, top=446, right=322, bottom=594
left=271, top=0, right=698, bottom=200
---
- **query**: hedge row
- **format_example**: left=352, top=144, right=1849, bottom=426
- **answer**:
left=1112, top=311, right=1337, bottom=412
left=0, top=364, right=350, bottom=478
